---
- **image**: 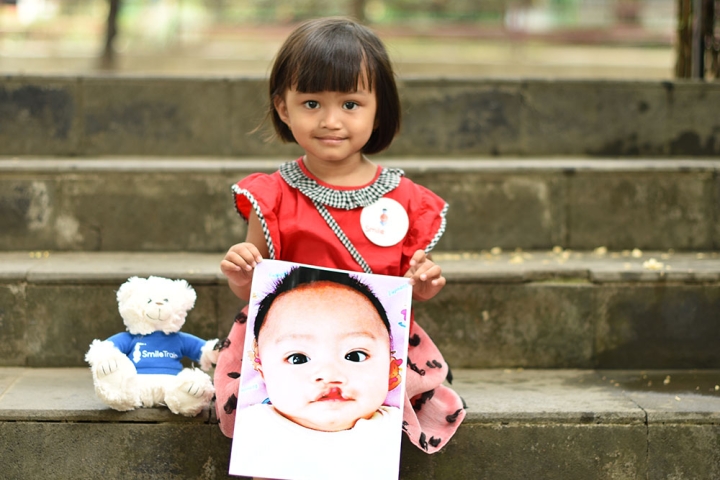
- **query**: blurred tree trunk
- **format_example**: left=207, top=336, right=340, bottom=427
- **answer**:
left=676, top=0, right=718, bottom=79
left=676, top=0, right=693, bottom=77
left=100, top=0, right=121, bottom=70
left=704, top=0, right=718, bottom=78
left=350, top=0, right=367, bottom=23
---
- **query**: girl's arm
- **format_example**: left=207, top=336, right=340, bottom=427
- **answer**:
left=404, top=249, right=446, bottom=301
left=220, top=210, right=270, bottom=301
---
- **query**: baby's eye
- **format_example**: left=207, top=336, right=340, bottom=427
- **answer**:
left=304, top=100, right=319, bottom=109
left=345, top=351, right=368, bottom=362
left=343, top=101, right=359, bottom=110
left=287, top=353, right=309, bottom=365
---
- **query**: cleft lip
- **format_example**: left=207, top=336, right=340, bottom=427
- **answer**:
left=315, top=387, right=349, bottom=402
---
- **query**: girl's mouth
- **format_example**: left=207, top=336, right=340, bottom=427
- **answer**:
left=316, top=387, right=349, bottom=401
left=317, top=136, right=345, bottom=144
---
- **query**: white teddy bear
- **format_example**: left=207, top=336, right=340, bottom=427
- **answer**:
left=85, top=276, right=219, bottom=417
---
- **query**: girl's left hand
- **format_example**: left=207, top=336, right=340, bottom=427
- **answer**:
left=404, top=250, right=446, bottom=301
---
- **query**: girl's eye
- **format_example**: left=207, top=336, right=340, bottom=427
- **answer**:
left=345, top=351, right=368, bottom=362
left=147, top=299, right=152, bottom=304
left=304, top=100, right=319, bottom=109
left=287, top=353, right=309, bottom=365
left=343, top=101, right=359, bottom=110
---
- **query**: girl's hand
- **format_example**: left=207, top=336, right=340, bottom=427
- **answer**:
left=221, top=242, right=263, bottom=289
left=404, top=249, right=446, bottom=301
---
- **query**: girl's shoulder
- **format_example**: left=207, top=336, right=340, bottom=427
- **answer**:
left=391, top=175, right=447, bottom=213
left=234, top=169, right=285, bottom=191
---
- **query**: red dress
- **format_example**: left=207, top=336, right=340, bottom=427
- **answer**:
left=214, top=158, right=466, bottom=453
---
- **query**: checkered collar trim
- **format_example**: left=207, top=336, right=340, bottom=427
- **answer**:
left=279, top=160, right=404, bottom=210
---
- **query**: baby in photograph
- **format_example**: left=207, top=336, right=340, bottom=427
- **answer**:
left=232, top=266, right=405, bottom=480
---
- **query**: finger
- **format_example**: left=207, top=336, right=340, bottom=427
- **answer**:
left=231, top=243, right=263, bottom=264
left=409, top=249, right=426, bottom=267
left=412, top=261, right=436, bottom=280
left=224, top=251, right=255, bottom=271
left=220, top=259, right=245, bottom=274
left=423, top=267, right=445, bottom=285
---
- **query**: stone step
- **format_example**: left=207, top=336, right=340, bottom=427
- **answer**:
left=2, top=367, right=719, bottom=479
left=2, top=250, right=719, bottom=370
left=2, top=157, right=719, bottom=252
left=2, top=76, right=719, bottom=157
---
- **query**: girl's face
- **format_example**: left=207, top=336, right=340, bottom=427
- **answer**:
left=256, top=281, right=391, bottom=432
left=273, top=79, right=377, bottom=168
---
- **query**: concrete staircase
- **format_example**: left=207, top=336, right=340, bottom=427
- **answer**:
left=1, top=76, right=720, bottom=479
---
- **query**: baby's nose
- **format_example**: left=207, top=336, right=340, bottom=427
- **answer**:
left=314, top=362, right=346, bottom=384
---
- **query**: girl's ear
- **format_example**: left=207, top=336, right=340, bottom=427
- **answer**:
left=273, top=95, right=290, bottom=125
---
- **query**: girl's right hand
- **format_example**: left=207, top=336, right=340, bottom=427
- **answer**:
left=220, top=242, right=263, bottom=288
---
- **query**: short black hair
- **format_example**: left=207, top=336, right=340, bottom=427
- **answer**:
left=253, top=266, right=391, bottom=340
left=268, top=17, right=401, bottom=154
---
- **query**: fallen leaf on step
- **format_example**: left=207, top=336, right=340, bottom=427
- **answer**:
left=643, top=258, right=664, bottom=270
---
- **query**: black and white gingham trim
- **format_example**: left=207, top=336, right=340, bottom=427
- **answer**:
left=232, top=185, right=276, bottom=260
left=280, top=160, right=404, bottom=210
left=312, top=200, right=373, bottom=274
left=425, top=203, right=449, bottom=253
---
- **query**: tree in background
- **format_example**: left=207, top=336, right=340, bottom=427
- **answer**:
left=100, top=0, right=121, bottom=69
left=676, top=0, right=718, bottom=79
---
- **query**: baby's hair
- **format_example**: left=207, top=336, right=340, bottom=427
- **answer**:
left=253, top=266, right=391, bottom=340
left=268, top=17, right=401, bottom=154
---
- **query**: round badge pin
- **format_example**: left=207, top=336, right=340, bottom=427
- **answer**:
left=360, top=198, right=409, bottom=247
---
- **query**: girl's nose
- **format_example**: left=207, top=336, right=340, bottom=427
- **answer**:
left=320, top=107, right=341, bottom=129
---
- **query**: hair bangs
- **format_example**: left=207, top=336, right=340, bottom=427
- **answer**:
left=292, top=35, right=374, bottom=94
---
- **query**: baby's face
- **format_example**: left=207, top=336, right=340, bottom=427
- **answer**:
left=257, top=281, right=391, bottom=432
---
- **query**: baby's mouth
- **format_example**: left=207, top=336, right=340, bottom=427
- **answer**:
left=315, top=387, right=349, bottom=402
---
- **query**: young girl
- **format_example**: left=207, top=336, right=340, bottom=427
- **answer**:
left=215, top=16, right=466, bottom=455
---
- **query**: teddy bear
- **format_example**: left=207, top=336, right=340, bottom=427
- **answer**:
left=85, top=276, right=220, bottom=417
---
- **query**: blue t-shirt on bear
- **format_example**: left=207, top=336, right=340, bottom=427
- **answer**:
left=107, top=331, right=206, bottom=374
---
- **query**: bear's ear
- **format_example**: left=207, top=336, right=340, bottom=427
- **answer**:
left=117, top=276, right=144, bottom=305
left=173, top=278, right=197, bottom=312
